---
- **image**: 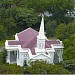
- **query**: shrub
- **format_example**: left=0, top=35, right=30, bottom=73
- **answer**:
left=61, top=60, right=75, bottom=73
left=27, top=60, right=70, bottom=74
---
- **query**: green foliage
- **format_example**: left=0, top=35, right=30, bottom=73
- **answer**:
left=0, top=65, right=5, bottom=74
left=0, top=0, right=74, bottom=40
left=56, top=22, right=75, bottom=62
left=45, top=20, right=57, bottom=37
left=48, top=0, right=74, bottom=24
left=0, top=48, right=24, bottom=74
left=15, top=7, right=39, bottom=27
left=63, top=34, right=75, bottom=60
left=0, top=0, right=75, bottom=73
left=0, top=64, right=24, bottom=74
left=2, top=49, right=7, bottom=64
left=0, top=0, right=14, bottom=9
left=27, top=0, right=74, bottom=24
left=0, top=40, right=5, bottom=46
left=27, top=60, right=70, bottom=74
left=0, top=51, right=4, bottom=64
left=63, top=46, right=75, bottom=60
left=0, top=25, right=7, bottom=40
left=61, top=59, right=75, bottom=73
left=27, top=0, right=49, bottom=13
left=56, top=22, right=75, bottom=40
left=0, top=49, right=7, bottom=64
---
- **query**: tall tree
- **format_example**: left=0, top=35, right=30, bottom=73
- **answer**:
left=45, top=20, right=57, bottom=37
left=26, top=0, right=74, bottom=23
left=56, top=22, right=75, bottom=40
left=48, top=0, right=74, bottom=24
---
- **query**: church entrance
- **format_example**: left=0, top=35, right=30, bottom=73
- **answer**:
left=23, top=58, right=27, bottom=66
left=53, top=52, right=59, bottom=64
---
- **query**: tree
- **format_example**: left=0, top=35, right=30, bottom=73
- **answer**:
left=45, top=20, right=57, bottom=37
left=13, top=7, right=39, bottom=31
left=4, top=17, right=16, bottom=36
left=61, top=60, right=75, bottom=73
left=56, top=22, right=75, bottom=40
left=25, top=0, right=49, bottom=14
left=25, top=0, right=74, bottom=24
left=56, top=22, right=75, bottom=61
left=0, top=25, right=7, bottom=40
left=63, top=34, right=75, bottom=60
left=63, top=46, right=75, bottom=60
left=0, top=0, right=14, bottom=9
left=48, top=0, right=74, bottom=24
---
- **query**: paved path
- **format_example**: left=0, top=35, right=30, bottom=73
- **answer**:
left=0, top=46, right=4, bottom=52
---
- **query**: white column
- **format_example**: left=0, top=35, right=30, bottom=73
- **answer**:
left=59, top=50, right=63, bottom=61
left=17, top=50, right=18, bottom=60
left=7, top=51, right=10, bottom=63
left=9, top=51, right=10, bottom=64
left=17, top=50, right=20, bottom=65
left=14, top=51, right=16, bottom=55
left=19, top=52, right=24, bottom=66
left=50, top=52, right=54, bottom=64
left=57, top=50, right=62, bottom=62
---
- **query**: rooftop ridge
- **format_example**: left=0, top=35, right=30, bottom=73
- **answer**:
left=17, top=27, right=35, bottom=35
left=22, top=36, right=36, bottom=48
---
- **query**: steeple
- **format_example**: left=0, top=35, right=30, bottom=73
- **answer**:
left=37, top=14, right=46, bottom=39
left=36, top=14, right=46, bottom=50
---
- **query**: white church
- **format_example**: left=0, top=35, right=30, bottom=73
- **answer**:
left=5, top=16, right=64, bottom=66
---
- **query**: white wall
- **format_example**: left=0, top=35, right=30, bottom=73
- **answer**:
left=30, top=54, right=51, bottom=64
left=19, top=52, right=28, bottom=66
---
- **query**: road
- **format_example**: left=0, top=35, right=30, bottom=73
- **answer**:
left=0, top=46, right=4, bottom=52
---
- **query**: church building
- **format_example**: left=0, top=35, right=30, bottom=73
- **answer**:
left=5, top=16, right=64, bottom=66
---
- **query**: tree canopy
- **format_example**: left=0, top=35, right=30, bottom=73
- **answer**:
left=56, top=22, right=75, bottom=60
left=25, top=60, right=70, bottom=74
left=0, top=0, right=74, bottom=40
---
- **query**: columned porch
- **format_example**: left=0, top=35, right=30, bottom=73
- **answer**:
left=6, top=50, right=19, bottom=64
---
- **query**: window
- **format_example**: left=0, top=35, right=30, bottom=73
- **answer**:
left=39, top=43, right=41, bottom=49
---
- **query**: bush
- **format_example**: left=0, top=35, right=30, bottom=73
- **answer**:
left=0, top=49, right=7, bottom=64
left=27, top=60, right=70, bottom=74
left=0, top=25, right=7, bottom=40
left=61, top=60, right=75, bottom=73
left=0, top=64, right=24, bottom=74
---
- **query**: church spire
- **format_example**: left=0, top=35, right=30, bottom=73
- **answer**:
left=37, top=14, right=46, bottom=39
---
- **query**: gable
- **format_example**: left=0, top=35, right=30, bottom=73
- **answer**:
left=31, top=53, right=51, bottom=60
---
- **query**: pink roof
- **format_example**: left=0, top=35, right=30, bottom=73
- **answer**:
left=17, top=28, right=38, bottom=41
left=46, top=40, right=60, bottom=45
left=8, top=28, right=61, bottom=55
left=8, top=41, right=24, bottom=45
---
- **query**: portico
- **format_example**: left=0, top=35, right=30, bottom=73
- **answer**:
left=6, top=50, right=18, bottom=64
